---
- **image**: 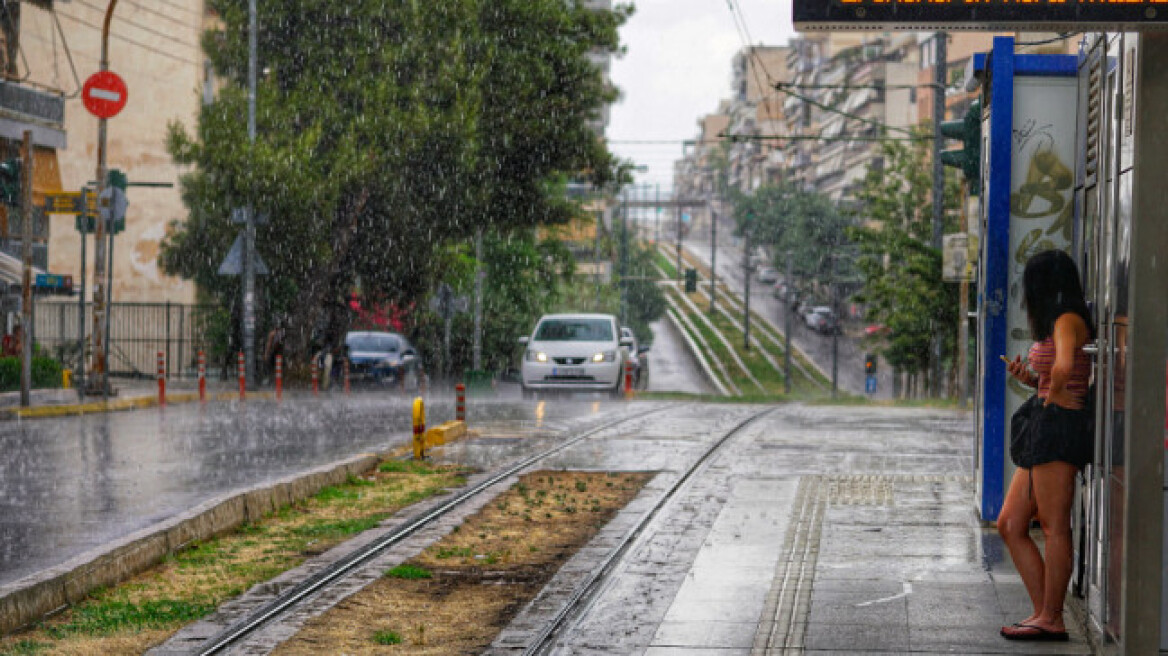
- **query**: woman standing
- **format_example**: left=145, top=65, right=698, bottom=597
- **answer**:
left=999, top=250, right=1095, bottom=642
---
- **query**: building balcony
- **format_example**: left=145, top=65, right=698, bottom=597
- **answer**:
left=0, top=81, right=66, bottom=149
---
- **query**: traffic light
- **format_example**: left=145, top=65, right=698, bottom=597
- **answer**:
left=865, top=353, right=878, bottom=376
left=684, top=268, right=698, bottom=293
left=0, top=158, right=21, bottom=208
left=940, top=99, right=982, bottom=196
left=107, top=168, right=128, bottom=191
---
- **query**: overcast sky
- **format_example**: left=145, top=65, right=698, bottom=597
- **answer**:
left=607, top=0, right=797, bottom=192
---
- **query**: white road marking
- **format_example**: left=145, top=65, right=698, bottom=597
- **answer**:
left=856, top=581, right=913, bottom=607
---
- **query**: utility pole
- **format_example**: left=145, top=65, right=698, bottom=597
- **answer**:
left=473, top=228, right=483, bottom=372
left=18, top=131, right=31, bottom=407
left=708, top=206, right=717, bottom=316
left=784, top=250, right=792, bottom=394
left=76, top=188, right=88, bottom=401
left=742, top=219, right=751, bottom=351
left=619, top=189, right=628, bottom=326
left=88, top=0, right=118, bottom=399
left=931, top=31, right=947, bottom=398
left=675, top=201, right=682, bottom=283
left=242, top=0, right=258, bottom=387
left=830, top=254, right=840, bottom=399
left=654, top=184, right=660, bottom=245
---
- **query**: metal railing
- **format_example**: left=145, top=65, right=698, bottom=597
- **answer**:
left=31, top=301, right=222, bottom=379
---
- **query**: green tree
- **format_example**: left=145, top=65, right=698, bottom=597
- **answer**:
left=161, top=0, right=630, bottom=363
left=732, top=184, right=852, bottom=290
left=848, top=131, right=960, bottom=394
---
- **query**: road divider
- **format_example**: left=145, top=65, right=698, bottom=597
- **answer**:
left=665, top=307, right=731, bottom=397
left=672, top=286, right=765, bottom=393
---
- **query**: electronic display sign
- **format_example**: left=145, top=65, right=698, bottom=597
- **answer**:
left=794, top=0, right=1168, bottom=31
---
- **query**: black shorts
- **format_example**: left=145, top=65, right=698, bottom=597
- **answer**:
left=1009, top=394, right=1094, bottom=470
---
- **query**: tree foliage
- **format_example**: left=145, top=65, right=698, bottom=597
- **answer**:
left=731, top=184, right=852, bottom=287
left=161, top=0, right=630, bottom=364
left=848, top=132, right=960, bottom=381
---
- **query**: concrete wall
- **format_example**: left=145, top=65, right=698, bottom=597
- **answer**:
left=20, top=1, right=206, bottom=304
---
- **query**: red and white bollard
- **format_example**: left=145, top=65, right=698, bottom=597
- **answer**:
left=237, top=351, right=246, bottom=400
left=157, top=351, right=166, bottom=407
left=343, top=358, right=351, bottom=395
left=275, top=355, right=283, bottom=402
left=311, top=360, right=319, bottom=396
left=455, top=383, right=466, bottom=422
left=197, top=350, right=206, bottom=403
left=624, top=359, right=634, bottom=400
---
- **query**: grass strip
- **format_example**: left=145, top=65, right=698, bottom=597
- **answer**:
left=272, top=471, right=652, bottom=656
left=0, top=464, right=473, bottom=655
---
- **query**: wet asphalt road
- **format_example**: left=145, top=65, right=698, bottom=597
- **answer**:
left=683, top=235, right=895, bottom=399
left=0, top=393, right=613, bottom=588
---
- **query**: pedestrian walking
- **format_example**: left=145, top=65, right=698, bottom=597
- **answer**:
left=998, top=250, right=1095, bottom=642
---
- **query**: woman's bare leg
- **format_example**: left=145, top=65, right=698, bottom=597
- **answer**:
left=1029, top=460, right=1078, bottom=632
left=998, top=466, right=1043, bottom=619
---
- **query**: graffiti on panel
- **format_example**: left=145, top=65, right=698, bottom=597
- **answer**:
left=1005, top=78, right=1079, bottom=422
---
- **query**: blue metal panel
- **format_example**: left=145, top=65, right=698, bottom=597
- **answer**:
left=1014, top=55, right=1079, bottom=77
left=981, top=36, right=1016, bottom=521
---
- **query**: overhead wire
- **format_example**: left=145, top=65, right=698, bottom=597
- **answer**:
left=70, top=0, right=200, bottom=51
left=53, top=10, right=200, bottom=66
left=120, top=0, right=202, bottom=31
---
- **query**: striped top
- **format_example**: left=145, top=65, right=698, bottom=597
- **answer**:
left=1028, top=336, right=1092, bottom=408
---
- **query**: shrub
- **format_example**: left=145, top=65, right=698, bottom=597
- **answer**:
left=0, top=356, right=63, bottom=391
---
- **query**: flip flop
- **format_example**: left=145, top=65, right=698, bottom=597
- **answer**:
left=1000, top=623, right=1069, bottom=641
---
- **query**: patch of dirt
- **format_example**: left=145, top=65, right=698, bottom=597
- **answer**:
left=274, top=470, right=652, bottom=655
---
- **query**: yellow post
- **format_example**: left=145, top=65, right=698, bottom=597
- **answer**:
left=62, top=368, right=72, bottom=389
left=412, top=397, right=426, bottom=460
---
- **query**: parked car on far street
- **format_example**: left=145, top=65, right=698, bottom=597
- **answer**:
left=757, top=266, right=779, bottom=284
left=806, top=306, right=840, bottom=335
left=343, top=331, right=423, bottom=389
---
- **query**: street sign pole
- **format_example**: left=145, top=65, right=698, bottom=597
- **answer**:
left=77, top=189, right=87, bottom=400
left=242, top=0, right=258, bottom=388
left=87, top=0, right=121, bottom=399
left=19, top=131, right=31, bottom=407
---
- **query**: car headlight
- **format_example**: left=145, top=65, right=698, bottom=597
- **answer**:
left=379, top=358, right=399, bottom=368
left=526, top=350, right=548, bottom=363
left=592, top=350, right=617, bottom=363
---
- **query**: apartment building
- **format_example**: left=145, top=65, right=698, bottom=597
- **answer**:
left=673, top=104, right=729, bottom=232
left=724, top=46, right=790, bottom=194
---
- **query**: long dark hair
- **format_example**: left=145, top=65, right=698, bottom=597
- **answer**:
left=1022, top=249, right=1094, bottom=342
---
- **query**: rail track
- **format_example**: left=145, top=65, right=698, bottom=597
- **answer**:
left=194, top=403, right=773, bottom=655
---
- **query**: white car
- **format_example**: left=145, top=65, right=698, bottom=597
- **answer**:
left=519, top=313, right=631, bottom=398
left=757, top=266, right=779, bottom=284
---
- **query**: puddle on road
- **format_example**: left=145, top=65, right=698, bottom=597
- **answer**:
left=273, top=470, right=652, bottom=655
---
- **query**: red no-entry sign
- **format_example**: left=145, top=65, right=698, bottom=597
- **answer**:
left=82, top=71, right=128, bottom=119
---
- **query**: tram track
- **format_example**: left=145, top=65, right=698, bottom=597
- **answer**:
left=520, top=405, right=776, bottom=655
left=193, top=403, right=675, bottom=655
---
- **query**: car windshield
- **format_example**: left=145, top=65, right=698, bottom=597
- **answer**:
left=535, top=319, right=613, bottom=342
left=347, top=334, right=399, bottom=353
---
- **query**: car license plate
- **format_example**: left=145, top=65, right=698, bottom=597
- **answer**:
left=554, top=367, right=585, bottom=376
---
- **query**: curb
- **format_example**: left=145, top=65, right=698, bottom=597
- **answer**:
left=423, top=420, right=468, bottom=447
left=0, top=449, right=384, bottom=636
left=2, top=391, right=279, bottom=420
left=665, top=305, right=732, bottom=397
